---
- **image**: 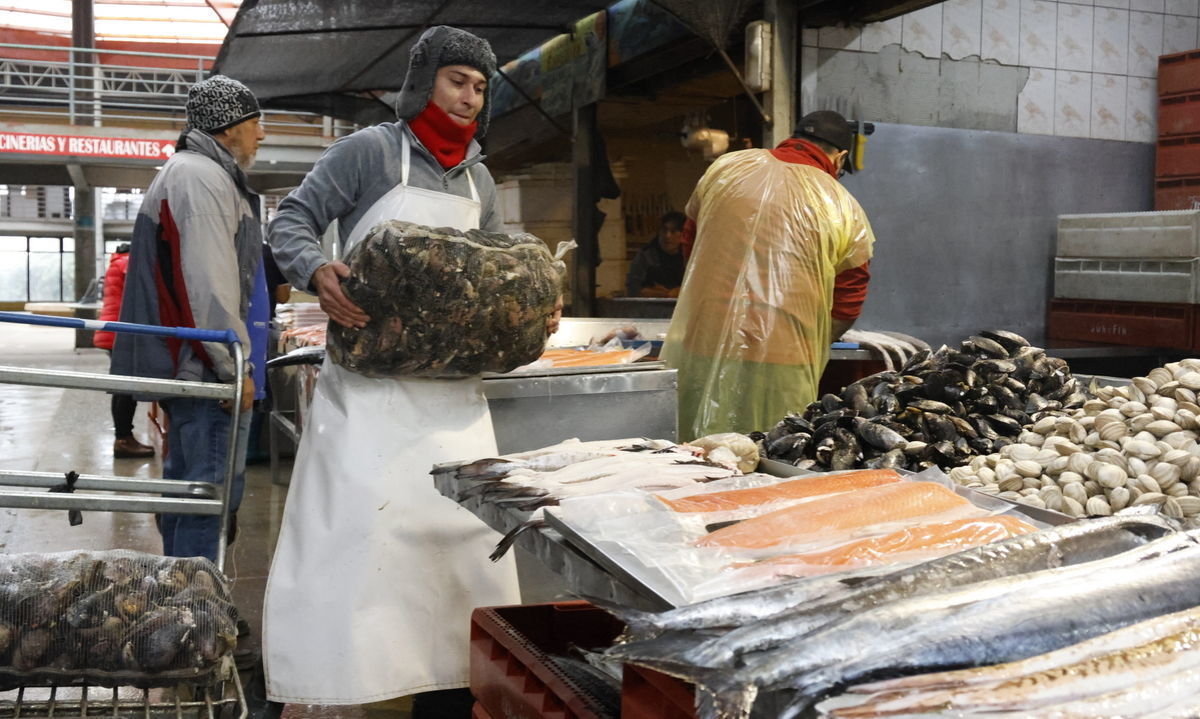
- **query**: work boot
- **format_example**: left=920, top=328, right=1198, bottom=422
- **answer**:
left=113, top=436, right=155, bottom=458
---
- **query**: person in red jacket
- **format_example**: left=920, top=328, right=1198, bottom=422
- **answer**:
left=93, top=244, right=155, bottom=458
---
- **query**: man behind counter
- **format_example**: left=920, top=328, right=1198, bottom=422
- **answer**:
left=662, top=110, right=877, bottom=440
left=625, top=210, right=687, bottom=297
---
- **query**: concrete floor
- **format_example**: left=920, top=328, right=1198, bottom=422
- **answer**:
left=0, top=323, right=411, bottom=719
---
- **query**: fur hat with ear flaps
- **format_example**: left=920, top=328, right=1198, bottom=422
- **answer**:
left=395, top=26, right=497, bottom=138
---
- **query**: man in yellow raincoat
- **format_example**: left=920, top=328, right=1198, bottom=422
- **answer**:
left=663, top=110, right=876, bottom=440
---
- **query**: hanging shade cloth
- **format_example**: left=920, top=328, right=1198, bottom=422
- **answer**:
left=648, top=0, right=951, bottom=50
left=211, top=0, right=613, bottom=123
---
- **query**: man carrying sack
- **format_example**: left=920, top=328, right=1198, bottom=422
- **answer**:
left=263, top=26, right=525, bottom=718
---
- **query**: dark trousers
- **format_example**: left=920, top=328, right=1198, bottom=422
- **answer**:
left=112, top=393, right=137, bottom=439
left=411, top=689, right=474, bottom=718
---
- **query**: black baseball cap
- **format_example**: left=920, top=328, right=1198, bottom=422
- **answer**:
left=794, top=110, right=854, bottom=152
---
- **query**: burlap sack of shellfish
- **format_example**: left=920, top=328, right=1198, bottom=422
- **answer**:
left=0, top=550, right=238, bottom=686
left=326, top=220, right=566, bottom=378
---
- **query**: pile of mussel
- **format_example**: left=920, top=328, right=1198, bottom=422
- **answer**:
left=756, top=330, right=1087, bottom=472
left=0, top=550, right=237, bottom=685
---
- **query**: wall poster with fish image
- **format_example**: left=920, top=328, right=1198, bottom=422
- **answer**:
left=545, top=465, right=1053, bottom=607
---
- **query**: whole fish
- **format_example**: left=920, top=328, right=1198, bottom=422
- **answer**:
left=595, top=565, right=891, bottom=642
left=828, top=610, right=1200, bottom=717
left=948, top=663, right=1200, bottom=719
left=431, top=437, right=676, bottom=479
left=606, top=514, right=1173, bottom=665
left=849, top=600, right=1200, bottom=697
left=638, top=528, right=1200, bottom=719
left=753, top=532, right=1200, bottom=719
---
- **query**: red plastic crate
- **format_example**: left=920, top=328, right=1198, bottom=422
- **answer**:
left=1047, top=298, right=1193, bottom=349
left=1157, top=135, right=1200, bottom=177
left=1160, top=50, right=1200, bottom=96
left=472, top=703, right=495, bottom=719
left=1155, top=175, right=1200, bottom=210
left=1159, top=93, right=1200, bottom=137
left=470, top=602, right=624, bottom=719
left=621, top=666, right=696, bottom=719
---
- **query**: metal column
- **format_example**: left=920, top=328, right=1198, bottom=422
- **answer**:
left=763, top=0, right=798, bottom=148
left=572, top=103, right=598, bottom=317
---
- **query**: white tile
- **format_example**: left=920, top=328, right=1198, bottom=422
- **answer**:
left=1165, top=0, right=1199, bottom=15
left=1020, top=0, right=1059, bottom=67
left=1126, top=76, right=1158, bottom=140
left=1095, top=0, right=1130, bottom=7
left=1091, top=73, right=1128, bottom=139
left=1094, top=7, right=1131, bottom=73
left=1019, top=67, right=1057, bottom=134
left=802, top=27, right=819, bottom=47
left=1131, top=0, right=1165, bottom=10
left=861, top=17, right=904, bottom=52
left=944, top=0, right=984, bottom=59
left=819, top=24, right=863, bottom=50
left=983, top=0, right=1022, bottom=64
left=903, top=4, right=944, bottom=57
left=1164, top=13, right=1199, bottom=53
left=1058, top=4, right=1095, bottom=71
left=1129, top=10, right=1165, bottom=75
left=1056, top=70, right=1093, bottom=137
left=800, top=45, right=819, bottom=108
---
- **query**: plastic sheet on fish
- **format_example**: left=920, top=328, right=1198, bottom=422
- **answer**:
left=0, top=550, right=237, bottom=688
left=550, top=468, right=1043, bottom=606
left=818, top=604, right=1200, bottom=719
left=326, top=220, right=568, bottom=378
left=661, top=149, right=875, bottom=440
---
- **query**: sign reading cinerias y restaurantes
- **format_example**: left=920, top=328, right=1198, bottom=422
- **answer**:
left=0, top=131, right=175, bottom=160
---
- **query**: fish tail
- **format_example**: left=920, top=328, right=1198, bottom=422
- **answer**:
left=490, top=519, right=545, bottom=561
left=456, top=458, right=522, bottom=480
left=456, top=479, right=504, bottom=499
left=695, top=680, right=758, bottom=719
left=777, top=691, right=818, bottom=719
left=581, top=595, right=665, bottom=641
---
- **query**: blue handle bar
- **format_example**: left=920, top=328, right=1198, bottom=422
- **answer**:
left=0, top=311, right=239, bottom=345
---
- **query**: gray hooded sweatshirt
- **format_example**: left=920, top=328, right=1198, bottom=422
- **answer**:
left=267, top=120, right=501, bottom=292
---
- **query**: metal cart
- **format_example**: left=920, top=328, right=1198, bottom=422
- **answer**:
left=0, top=311, right=249, bottom=718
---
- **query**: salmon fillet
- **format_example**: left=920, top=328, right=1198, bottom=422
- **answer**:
left=747, top=515, right=1038, bottom=570
left=540, top=348, right=640, bottom=366
left=695, top=481, right=975, bottom=549
left=660, top=469, right=903, bottom=513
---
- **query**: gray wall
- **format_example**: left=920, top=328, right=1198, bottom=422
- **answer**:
left=841, top=122, right=1154, bottom=348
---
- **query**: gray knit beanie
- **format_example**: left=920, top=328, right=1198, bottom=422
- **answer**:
left=396, top=26, right=497, bottom=138
left=186, top=75, right=260, bottom=134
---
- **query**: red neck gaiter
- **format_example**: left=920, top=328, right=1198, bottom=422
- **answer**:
left=770, top=138, right=839, bottom=178
left=409, top=102, right=477, bottom=169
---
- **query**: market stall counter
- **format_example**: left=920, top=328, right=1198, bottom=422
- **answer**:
left=267, top=315, right=934, bottom=487
left=268, top=317, right=680, bottom=486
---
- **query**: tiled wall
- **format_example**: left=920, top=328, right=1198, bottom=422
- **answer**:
left=803, top=0, right=1200, bottom=142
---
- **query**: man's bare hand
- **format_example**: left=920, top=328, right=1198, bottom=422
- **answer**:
left=313, top=262, right=369, bottom=329
left=220, top=375, right=255, bottom=414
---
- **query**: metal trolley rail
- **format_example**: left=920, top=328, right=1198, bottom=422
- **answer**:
left=0, top=312, right=248, bottom=719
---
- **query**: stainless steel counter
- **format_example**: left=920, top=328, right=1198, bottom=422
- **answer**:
left=483, top=363, right=677, bottom=454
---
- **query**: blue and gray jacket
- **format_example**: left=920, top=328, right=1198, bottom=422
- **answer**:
left=112, top=129, right=263, bottom=389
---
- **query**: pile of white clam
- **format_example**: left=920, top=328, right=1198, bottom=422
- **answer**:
left=947, top=360, right=1200, bottom=519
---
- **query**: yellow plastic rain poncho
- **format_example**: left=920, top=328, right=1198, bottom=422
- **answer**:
left=662, top=148, right=875, bottom=440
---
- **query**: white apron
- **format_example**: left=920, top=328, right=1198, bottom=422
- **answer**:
left=263, top=133, right=521, bottom=704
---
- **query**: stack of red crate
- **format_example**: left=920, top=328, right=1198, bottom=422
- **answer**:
left=1157, top=50, right=1200, bottom=209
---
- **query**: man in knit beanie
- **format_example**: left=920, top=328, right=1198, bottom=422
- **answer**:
left=261, top=26, right=521, bottom=719
left=112, top=73, right=266, bottom=562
